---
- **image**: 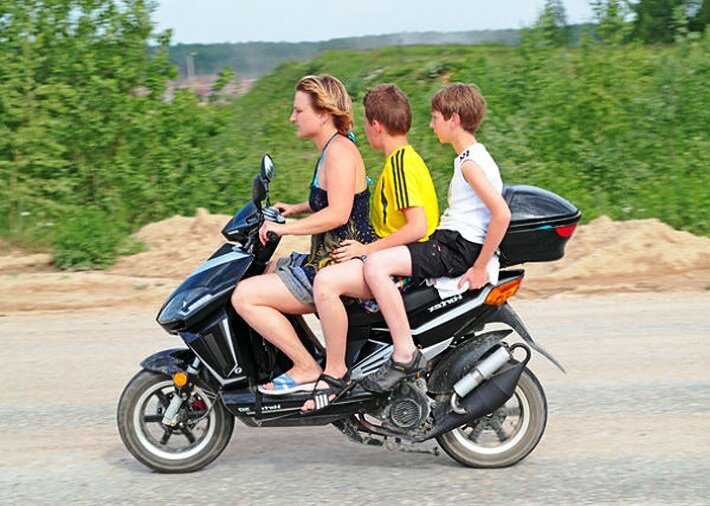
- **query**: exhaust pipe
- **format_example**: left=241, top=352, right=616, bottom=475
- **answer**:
left=414, top=344, right=531, bottom=442
left=450, top=346, right=512, bottom=414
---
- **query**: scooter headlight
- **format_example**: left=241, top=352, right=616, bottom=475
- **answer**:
left=158, top=287, right=212, bottom=324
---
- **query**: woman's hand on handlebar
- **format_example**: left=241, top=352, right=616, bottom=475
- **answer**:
left=273, top=202, right=301, bottom=217
left=259, top=221, right=285, bottom=246
left=332, top=240, right=367, bottom=262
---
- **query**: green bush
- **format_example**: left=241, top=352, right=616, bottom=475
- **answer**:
left=51, top=208, right=143, bottom=270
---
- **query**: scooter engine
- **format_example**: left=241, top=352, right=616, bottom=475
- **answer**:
left=382, top=378, right=431, bottom=432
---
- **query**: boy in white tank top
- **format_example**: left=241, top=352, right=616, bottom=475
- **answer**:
left=361, top=83, right=512, bottom=393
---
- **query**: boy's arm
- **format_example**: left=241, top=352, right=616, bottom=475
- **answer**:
left=459, top=160, right=511, bottom=289
left=332, top=206, right=428, bottom=261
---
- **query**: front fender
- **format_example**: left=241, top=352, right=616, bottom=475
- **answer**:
left=140, top=348, right=195, bottom=376
left=427, top=329, right=512, bottom=395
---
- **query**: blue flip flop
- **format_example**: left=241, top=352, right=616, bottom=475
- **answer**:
left=258, top=372, right=316, bottom=396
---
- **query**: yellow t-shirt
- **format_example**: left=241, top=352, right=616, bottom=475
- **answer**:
left=372, top=145, right=439, bottom=241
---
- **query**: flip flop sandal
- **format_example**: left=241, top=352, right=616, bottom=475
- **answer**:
left=258, top=372, right=316, bottom=396
left=300, top=372, right=353, bottom=414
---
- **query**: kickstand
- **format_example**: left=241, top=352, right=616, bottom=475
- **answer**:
left=332, top=418, right=384, bottom=447
left=385, top=437, right=440, bottom=456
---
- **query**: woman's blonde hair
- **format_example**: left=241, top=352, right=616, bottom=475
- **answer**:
left=296, top=74, right=353, bottom=136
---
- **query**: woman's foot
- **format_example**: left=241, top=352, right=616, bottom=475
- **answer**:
left=300, top=371, right=352, bottom=412
left=259, top=367, right=321, bottom=396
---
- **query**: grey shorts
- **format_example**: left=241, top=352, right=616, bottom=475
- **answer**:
left=274, top=252, right=316, bottom=306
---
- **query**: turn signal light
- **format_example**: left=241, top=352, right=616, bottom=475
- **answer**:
left=485, top=278, right=523, bottom=306
left=173, top=371, right=188, bottom=387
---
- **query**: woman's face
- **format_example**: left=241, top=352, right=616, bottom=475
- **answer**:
left=290, top=91, right=324, bottom=138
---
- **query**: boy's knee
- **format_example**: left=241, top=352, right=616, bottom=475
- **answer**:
left=313, top=270, right=337, bottom=301
left=363, top=254, right=386, bottom=283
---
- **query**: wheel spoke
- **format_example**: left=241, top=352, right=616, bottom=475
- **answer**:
left=156, top=391, right=170, bottom=408
left=467, top=420, right=486, bottom=442
left=497, top=406, right=521, bottom=418
left=489, top=418, right=510, bottom=442
left=181, top=427, right=196, bottom=444
left=160, top=428, right=172, bottom=445
left=143, top=414, right=163, bottom=423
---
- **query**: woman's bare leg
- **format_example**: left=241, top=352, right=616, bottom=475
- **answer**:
left=232, top=273, right=320, bottom=388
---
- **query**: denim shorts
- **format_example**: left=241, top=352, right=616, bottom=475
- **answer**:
left=274, top=252, right=316, bottom=306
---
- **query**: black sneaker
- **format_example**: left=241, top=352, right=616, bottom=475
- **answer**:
left=361, top=350, right=428, bottom=394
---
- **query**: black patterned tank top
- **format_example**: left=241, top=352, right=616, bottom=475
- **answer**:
left=302, top=134, right=374, bottom=280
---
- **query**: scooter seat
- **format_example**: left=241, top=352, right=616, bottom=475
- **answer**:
left=345, top=282, right=441, bottom=328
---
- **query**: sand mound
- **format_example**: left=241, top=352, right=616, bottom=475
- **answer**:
left=110, top=208, right=309, bottom=279
left=112, top=211, right=710, bottom=296
left=523, top=216, right=710, bottom=296
left=1, top=211, right=708, bottom=312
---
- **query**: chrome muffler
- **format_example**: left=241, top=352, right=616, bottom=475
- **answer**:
left=414, top=343, right=531, bottom=442
left=450, top=346, right=513, bottom=414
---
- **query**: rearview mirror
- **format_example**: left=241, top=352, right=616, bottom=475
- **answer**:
left=261, top=154, right=275, bottom=182
left=251, top=175, right=266, bottom=204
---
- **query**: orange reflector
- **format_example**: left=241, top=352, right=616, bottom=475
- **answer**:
left=485, top=278, right=523, bottom=306
left=173, top=371, right=188, bottom=387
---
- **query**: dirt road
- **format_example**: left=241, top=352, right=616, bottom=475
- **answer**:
left=2, top=292, right=709, bottom=505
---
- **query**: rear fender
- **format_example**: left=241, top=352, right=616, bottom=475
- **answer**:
left=490, top=303, right=566, bottom=373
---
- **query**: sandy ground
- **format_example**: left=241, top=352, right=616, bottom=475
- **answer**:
left=1, top=214, right=709, bottom=503
left=2, top=293, right=709, bottom=504
left=0, top=211, right=708, bottom=313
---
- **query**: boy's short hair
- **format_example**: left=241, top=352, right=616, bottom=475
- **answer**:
left=362, top=84, right=412, bottom=136
left=431, top=83, right=487, bottom=135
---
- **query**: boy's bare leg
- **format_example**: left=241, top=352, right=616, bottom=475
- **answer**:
left=302, top=260, right=373, bottom=411
left=232, top=273, right=321, bottom=390
left=362, top=246, right=416, bottom=362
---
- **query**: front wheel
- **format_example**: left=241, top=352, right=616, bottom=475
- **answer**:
left=117, top=370, right=234, bottom=473
left=436, top=367, right=547, bottom=468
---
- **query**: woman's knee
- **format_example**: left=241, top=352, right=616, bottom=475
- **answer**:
left=232, top=279, right=256, bottom=314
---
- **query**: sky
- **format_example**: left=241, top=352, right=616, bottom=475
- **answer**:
left=153, top=0, right=595, bottom=44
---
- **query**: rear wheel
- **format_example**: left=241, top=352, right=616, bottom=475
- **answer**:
left=436, top=367, right=547, bottom=468
left=117, top=370, right=234, bottom=473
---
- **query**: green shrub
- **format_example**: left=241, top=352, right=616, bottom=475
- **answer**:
left=51, top=208, right=143, bottom=270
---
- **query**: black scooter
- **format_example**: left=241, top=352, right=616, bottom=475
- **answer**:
left=117, top=155, right=580, bottom=473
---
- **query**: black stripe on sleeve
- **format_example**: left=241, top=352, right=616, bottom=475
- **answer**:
left=391, top=152, right=403, bottom=209
left=380, top=181, right=388, bottom=226
left=398, top=149, right=409, bottom=208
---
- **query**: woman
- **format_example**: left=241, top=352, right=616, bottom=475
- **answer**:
left=232, top=74, right=373, bottom=395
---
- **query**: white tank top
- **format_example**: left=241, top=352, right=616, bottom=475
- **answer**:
left=437, top=143, right=503, bottom=244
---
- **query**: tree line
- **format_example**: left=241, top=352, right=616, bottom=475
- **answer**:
left=1, top=0, right=707, bottom=268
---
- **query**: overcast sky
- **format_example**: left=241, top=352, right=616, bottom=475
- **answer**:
left=153, top=0, right=595, bottom=44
